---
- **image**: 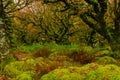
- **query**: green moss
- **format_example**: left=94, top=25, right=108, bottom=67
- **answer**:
left=35, top=57, right=44, bottom=62
left=49, top=49, right=60, bottom=58
left=94, top=50, right=111, bottom=57
left=4, top=61, right=24, bottom=77
left=40, top=68, right=83, bottom=80
left=111, top=51, right=120, bottom=58
left=40, top=63, right=100, bottom=80
left=14, top=72, right=33, bottom=80
left=4, top=59, right=35, bottom=78
left=82, top=46, right=93, bottom=52
left=40, top=63, right=120, bottom=80
left=95, top=56, right=117, bottom=65
left=0, top=54, right=16, bottom=72
left=84, top=64, right=120, bottom=80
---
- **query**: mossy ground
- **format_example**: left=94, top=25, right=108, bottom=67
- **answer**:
left=0, top=44, right=120, bottom=80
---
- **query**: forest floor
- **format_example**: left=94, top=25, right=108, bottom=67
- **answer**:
left=0, top=44, right=120, bottom=80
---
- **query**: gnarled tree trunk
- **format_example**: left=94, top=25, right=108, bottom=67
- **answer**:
left=0, top=23, right=9, bottom=59
left=0, top=0, right=9, bottom=59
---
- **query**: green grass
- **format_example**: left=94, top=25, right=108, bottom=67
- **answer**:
left=11, top=43, right=81, bottom=52
left=11, top=43, right=43, bottom=52
left=44, top=44, right=80, bottom=50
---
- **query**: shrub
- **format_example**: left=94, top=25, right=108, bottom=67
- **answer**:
left=111, top=51, right=120, bottom=58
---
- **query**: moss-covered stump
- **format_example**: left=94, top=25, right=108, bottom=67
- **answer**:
left=95, top=56, right=117, bottom=65
left=40, top=63, right=120, bottom=80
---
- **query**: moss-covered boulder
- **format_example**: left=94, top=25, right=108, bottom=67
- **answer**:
left=12, top=72, right=33, bottom=80
left=4, top=57, right=54, bottom=79
left=85, top=64, right=120, bottom=80
left=81, top=46, right=93, bottom=54
left=40, top=63, right=120, bottom=80
left=4, top=59, right=35, bottom=78
left=40, top=63, right=99, bottom=80
left=40, top=67, right=83, bottom=80
left=94, top=50, right=111, bottom=57
left=95, top=56, right=117, bottom=65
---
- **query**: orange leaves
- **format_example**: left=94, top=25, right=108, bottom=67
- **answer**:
left=13, top=51, right=31, bottom=61
left=33, top=48, right=51, bottom=58
left=70, top=50, right=95, bottom=64
left=69, top=68, right=77, bottom=73
left=13, top=18, right=21, bottom=26
left=34, top=60, right=60, bottom=77
left=0, top=74, right=6, bottom=80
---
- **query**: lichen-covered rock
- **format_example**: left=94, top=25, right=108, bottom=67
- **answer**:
left=95, top=56, right=117, bottom=65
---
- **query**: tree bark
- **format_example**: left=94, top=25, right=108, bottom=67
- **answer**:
left=108, top=33, right=120, bottom=52
left=0, top=0, right=9, bottom=59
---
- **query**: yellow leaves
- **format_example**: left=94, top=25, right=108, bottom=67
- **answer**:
left=26, top=23, right=39, bottom=34
left=14, top=18, right=21, bottom=26
left=0, top=74, right=5, bottom=80
left=27, top=23, right=33, bottom=29
left=13, top=11, right=25, bottom=17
